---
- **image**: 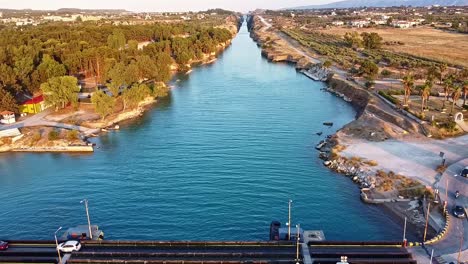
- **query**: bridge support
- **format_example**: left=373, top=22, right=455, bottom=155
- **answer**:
left=301, top=243, right=313, bottom=264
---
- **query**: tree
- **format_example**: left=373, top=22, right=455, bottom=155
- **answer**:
left=426, top=65, right=440, bottom=83
left=40, top=76, right=79, bottom=110
left=451, top=85, right=462, bottom=114
left=361, top=32, right=383, bottom=49
left=107, top=30, right=126, bottom=50
left=463, top=80, right=468, bottom=107
left=0, top=86, right=18, bottom=112
left=127, top=40, right=139, bottom=51
left=442, top=75, right=453, bottom=110
left=91, top=90, right=115, bottom=120
left=438, top=63, right=447, bottom=84
left=402, top=72, right=415, bottom=106
left=359, top=60, right=379, bottom=80
left=37, top=55, right=66, bottom=83
left=323, top=60, right=332, bottom=69
left=344, top=31, right=362, bottom=49
left=419, top=80, right=432, bottom=113
left=122, top=83, right=151, bottom=110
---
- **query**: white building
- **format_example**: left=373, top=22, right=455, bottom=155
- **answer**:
left=349, top=20, right=370, bottom=28
left=332, top=21, right=344, bottom=26
left=0, top=111, right=15, bottom=124
left=391, top=21, right=411, bottom=28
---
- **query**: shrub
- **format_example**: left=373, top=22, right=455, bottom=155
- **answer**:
left=48, top=130, right=60, bottom=141
left=66, top=130, right=79, bottom=141
left=31, top=132, right=42, bottom=142
left=378, top=91, right=400, bottom=105
left=381, top=69, right=392, bottom=77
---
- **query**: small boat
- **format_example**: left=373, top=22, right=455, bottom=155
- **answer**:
left=316, top=132, right=323, bottom=136
left=323, top=122, right=333, bottom=127
left=61, top=225, right=104, bottom=241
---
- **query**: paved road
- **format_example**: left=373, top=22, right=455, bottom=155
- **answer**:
left=0, top=109, right=99, bottom=136
left=430, top=158, right=468, bottom=259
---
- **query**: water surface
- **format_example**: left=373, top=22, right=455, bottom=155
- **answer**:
left=0, top=23, right=407, bottom=241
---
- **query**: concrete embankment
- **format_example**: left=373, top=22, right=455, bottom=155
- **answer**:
left=12, top=145, right=94, bottom=152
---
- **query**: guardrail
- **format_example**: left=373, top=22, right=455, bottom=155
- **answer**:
left=82, top=241, right=296, bottom=247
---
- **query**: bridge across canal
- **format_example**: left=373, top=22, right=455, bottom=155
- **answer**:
left=0, top=240, right=416, bottom=264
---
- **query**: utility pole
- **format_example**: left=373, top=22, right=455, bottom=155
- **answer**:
left=403, top=217, right=407, bottom=247
left=296, top=224, right=300, bottom=263
left=458, top=229, right=464, bottom=264
left=54, top=226, right=62, bottom=264
left=443, top=179, right=448, bottom=212
left=430, top=249, right=434, bottom=264
left=80, top=199, right=93, bottom=239
left=423, top=202, right=431, bottom=242
left=288, top=199, right=292, bottom=241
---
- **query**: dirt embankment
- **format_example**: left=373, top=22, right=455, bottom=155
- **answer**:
left=328, top=76, right=422, bottom=141
left=248, top=16, right=311, bottom=70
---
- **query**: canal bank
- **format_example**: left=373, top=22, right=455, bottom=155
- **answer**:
left=0, top=21, right=412, bottom=241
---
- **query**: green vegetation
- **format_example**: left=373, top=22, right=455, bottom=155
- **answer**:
left=48, top=130, right=60, bottom=141
left=40, top=76, right=80, bottom=110
left=361, top=32, right=383, bottom=50
left=0, top=21, right=233, bottom=113
left=66, top=130, right=79, bottom=141
left=91, top=90, right=115, bottom=120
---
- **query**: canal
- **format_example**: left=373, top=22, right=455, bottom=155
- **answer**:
left=0, top=22, right=407, bottom=241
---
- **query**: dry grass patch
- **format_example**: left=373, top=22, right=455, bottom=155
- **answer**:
left=319, top=26, right=468, bottom=67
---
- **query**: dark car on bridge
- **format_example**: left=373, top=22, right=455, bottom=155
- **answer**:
left=461, top=166, right=468, bottom=178
left=0, top=241, right=8, bottom=250
left=453, top=205, right=466, bottom=218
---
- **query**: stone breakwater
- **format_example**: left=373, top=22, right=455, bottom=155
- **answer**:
left=316, top=136, right=376, bottom=191
left=301, top=64, right=331, bottom=82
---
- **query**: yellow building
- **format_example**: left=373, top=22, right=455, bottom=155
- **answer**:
left=19, top=95, right=46, bottom=114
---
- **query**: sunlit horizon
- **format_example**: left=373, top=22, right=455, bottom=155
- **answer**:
left=0, top=0, right=334, bottom=12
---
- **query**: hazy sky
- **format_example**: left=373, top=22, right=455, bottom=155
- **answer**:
left=0, top=0, right=333, bottom=12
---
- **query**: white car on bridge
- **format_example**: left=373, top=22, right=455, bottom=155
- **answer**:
left=57, top=240, right=81, bottom=253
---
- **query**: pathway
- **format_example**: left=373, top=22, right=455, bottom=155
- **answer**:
left=0, top=109, right=99, bottom=135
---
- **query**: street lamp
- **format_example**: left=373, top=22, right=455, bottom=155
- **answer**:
left=288, top=199, right=292, bottom=241
left=54, top=226, right=62, bottom=264
left=80, top=199, right=93, bottom=239
left=295, top=224, right=301, bottom=264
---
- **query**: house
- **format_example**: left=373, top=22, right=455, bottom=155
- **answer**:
left=332, top=21, right=344, bottom=26
left=0, top=111, right=15, bottom=124
left=391, top=21, right=411, bottom=29
left=349, top=20, right=370, bottom=28
left=19, top=95, right=48, bottom=114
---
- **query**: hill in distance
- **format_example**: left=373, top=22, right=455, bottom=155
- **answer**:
left=288, top=0, right=468, bottom=9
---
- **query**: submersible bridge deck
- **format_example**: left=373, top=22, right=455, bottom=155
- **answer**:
left=0, top=240, right=416, bottom=264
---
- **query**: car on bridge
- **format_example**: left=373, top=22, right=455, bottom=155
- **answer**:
left=461, top=166, right=468, bottom=178
left=453, top=205, right=466, bottom=219
left=57, top=240, right=81, bottom=253
left=0, top=241, right=8, bottom=250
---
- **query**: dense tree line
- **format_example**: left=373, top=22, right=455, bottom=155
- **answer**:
left=0, top=22, right=232, bottom=113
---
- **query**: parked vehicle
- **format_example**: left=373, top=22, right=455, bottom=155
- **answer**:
left=461, top=166, right=468, bottom=178
left=0, top=241, right=8, bottom=250
left=57, top=240, right=81, bottom=253
left=453, top=205, right=466, bottom=218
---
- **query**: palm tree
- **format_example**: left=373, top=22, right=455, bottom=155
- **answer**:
left=438, top=63, right=447, bottom=84
left=463, top=80, right=468, bottom=107
left=442, top=75, right=453, bottom=111
left=451, top=85, right=462, bottom=114
left=402, top=73, right=414, bottom=106
left=420, top=81, right=432, bottom=113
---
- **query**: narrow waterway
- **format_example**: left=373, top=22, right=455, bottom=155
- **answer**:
left=0, top=22, right=408, bottom=241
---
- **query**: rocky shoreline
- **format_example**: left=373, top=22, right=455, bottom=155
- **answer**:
left=247, top=14, right=437, bottom=241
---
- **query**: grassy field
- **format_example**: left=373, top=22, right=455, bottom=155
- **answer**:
left=318, top=26, right=468, bottom=67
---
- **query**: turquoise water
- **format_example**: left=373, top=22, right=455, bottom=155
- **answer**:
left=0, top=23, right=407, bottom=241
